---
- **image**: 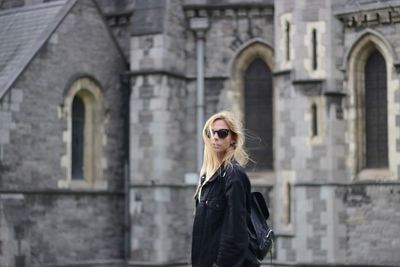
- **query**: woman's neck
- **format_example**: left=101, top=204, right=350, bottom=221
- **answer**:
left=205, top=159, right=225, bottom=180
left=217, top=152, right=226, bottom=163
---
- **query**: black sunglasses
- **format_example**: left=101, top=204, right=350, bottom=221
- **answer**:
left=205, top=128, right=231, bottom=139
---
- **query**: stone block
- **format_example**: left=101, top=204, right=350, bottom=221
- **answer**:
left=0, top=129, right=10, bottom=144
left=0, top=111, right=11, bottom=123
left=11, top=90, right=23, bottom=103
left=131, top=7, right=165, bottom=36
left=139, top=84, right=155, bottom=99
left=313, top=199, right=327, bottom=212
left=154, top=188, right=171, bottom=202
left=138, top=111, right=153, bottom=123
left=9, top=103, right=20, bottom=112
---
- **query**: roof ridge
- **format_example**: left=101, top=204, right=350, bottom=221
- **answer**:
left=0, top=0, right=66, bottom=17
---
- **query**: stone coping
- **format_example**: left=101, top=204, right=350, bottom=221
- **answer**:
left=0, top=189, right=124, bottom=195
left=295, top=180, right=400, bottom=187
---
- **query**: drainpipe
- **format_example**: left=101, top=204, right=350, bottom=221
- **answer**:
left=190, top=17, right=209, bottom=172
left=120, top=73, right=131, bottom=267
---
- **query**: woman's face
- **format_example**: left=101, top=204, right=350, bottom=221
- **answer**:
left=209, top=119, right=234, bottom=157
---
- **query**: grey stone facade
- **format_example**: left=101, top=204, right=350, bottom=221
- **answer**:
left=0, top=1, right=127, bottom=267
left=1, top=0, right=400, bottom=266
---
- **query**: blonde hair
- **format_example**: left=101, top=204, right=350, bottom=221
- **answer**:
left=200, top=110, right=249, bottom=179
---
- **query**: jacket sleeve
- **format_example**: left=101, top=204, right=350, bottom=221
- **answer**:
left=216, top=168, right=249, bottom=267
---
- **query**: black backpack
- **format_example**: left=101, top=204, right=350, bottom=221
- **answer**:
left=247, top=192, right=275, bottom=261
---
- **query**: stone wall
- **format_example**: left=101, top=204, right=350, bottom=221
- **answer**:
left=276, top=183, right=400, bottom=266
left=0, top=1, right=127, bottom=266
left=130, top=186, right=195, bottom=263
left=0, top=0, right=126, bottom=190
left=341, top=184, right=400, bottom=265
left=130, top=75, right=187, bottom=184
left=0, top=193, right=124, bottom=267
left=185, top=4, right=274, bottom=78
left=273, top=1, right=400, bottom=265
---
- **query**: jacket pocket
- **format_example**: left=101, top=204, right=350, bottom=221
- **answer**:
left=206, top=198, right=225, bottom=212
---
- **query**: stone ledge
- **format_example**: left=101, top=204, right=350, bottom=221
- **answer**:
left=0, top=189, right=124, bottom=195
left=130, top=183, right=197, bottom=188
left=128, top=261, right=188, bottom=267
left=324, top=91, right=347, bottom=97
left=272, top=261, right=400, bottom=267
left=333, top=1, right=400, bottom=16
left=294, top=181, right=400, bottom=187
left=273, top=69, right=292, bottom=76
left=127, top=69, right=187, bottom=80
left=183, top=2, right=273, bottom=10
left=292, top=78, right=325, bottom=85
left=334, top=4, right=400, bottom=28
left=40, top=259, right=124, bottom=267
left=183, top=2, right=274, bottom=18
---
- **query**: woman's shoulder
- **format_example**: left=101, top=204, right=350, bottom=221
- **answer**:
left=224, top=162, right=249, bottom=183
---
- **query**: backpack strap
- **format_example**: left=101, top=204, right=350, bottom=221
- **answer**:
left=252, top=192, right=270, bottom=220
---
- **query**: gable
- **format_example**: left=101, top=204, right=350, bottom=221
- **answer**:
left=0, top=1, right=66, bottom=99
left=0, top=0, right=126, bottom=100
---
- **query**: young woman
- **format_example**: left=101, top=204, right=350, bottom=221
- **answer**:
left=191, top=111, right=259, bottom=267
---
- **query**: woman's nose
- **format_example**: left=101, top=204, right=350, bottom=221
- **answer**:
left=212, top=132, right=219, bottom=139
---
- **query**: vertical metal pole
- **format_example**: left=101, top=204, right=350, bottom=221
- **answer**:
left=120, top=73, right=131, bottom=267
left=124, top=160, right=130, bottom=267
left=196, top=35, right=205, bottom=172
left=190, top=17, right=209, bottom=173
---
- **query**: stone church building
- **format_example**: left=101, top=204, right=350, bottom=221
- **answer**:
left=1, top=0, right=400, bottom=266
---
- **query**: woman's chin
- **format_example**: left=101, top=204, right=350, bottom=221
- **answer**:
left=213, top=150, right=228, bottom=158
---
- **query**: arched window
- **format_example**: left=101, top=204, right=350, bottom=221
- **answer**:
left=345, top=32, right=397, bottom=179
left=69, top=89, right=99, bottom=183
left=60, top=77, right=105, bottom=188
left=244, top=58, right=273, bottom=171
left=364, top=50, right=388, bottom=168
left=71, top=95, right=85, bottom=179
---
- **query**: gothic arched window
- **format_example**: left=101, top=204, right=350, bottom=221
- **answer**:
left=71, top=95, right=85, bottom=179
left=364, top=49, right=388, bottom=168
left=60, top=77, right=106, bottom=189
left=244, top=58, right=273, bottom=171
left=69, top=89, right=98, bottom=183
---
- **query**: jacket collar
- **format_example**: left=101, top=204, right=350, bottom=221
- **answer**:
left=203, top=163, right=226, bottom=185
left=195, top=163, right=227, bottom=200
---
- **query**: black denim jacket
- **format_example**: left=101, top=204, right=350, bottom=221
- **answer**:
left=191, top=163, right=256, bottom=267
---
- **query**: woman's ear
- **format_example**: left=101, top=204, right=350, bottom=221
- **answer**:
left=230, top=134, right=237, bottom=148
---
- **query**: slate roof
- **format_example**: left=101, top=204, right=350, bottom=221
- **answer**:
left=0, top=0, right=70, bottom=99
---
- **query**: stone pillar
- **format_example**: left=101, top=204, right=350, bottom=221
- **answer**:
left=129, top=73, right=191, bottom=264
left=127, top=1, right=195, bottom=265
left=273, top=0, right=347, bottom=264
